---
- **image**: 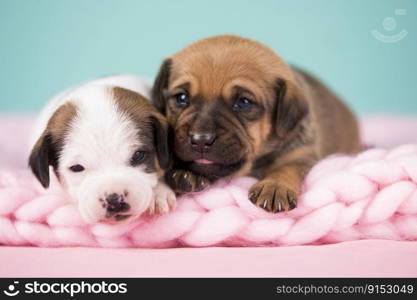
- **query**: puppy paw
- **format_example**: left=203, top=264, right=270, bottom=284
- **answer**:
left=148, top=182, right=176, bottom=216
left=248, top=181, right=297, bottom=213
left=166, top=169, right=210, bottom=194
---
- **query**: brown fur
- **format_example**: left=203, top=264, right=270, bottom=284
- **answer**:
left=112, top=87, right=171, bottom=174
left=29, top=102, right=77, bottom=188
left=152, top=35, right=361, bottom=212
left=29, top=88, right=171, bottom=189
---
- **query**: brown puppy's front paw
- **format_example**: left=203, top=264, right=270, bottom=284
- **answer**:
left=166, top=169, right=210, bottom=194
left=248, top=181, right=298, bottom=213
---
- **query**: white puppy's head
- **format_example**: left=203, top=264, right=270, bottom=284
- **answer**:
left=29, top=86, right=171, bottom=224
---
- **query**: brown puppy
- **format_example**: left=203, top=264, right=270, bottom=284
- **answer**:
left=152, top=35, right=361, bottom=213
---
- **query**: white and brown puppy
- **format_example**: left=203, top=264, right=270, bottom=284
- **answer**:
left=29, top=74, right=176, bottom=224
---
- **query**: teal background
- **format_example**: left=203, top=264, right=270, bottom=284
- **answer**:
left=0, top=0, right=416, bottom=114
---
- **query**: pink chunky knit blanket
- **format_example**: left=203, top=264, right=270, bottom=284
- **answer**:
left=1, top=115, right=417, bottom=248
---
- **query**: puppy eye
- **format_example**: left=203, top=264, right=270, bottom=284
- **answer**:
left=130, top=150, right=147, bottom=166
left=233, top=97, right=255, bottom=112
left=175, top=93, right=189, bottom=108
left=69, top=164, right=85, bottom=172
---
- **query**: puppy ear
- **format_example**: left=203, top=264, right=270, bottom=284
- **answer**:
left=274, top=78, right=309, bottom=138
left=28, top=132, right=58, bottom=188
left=151, top=58, right=172, bottom=114
left=151, top=113, right=171, bottom=170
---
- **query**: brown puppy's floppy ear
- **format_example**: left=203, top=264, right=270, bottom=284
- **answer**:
left=151, top=58, right=172, bottom=114
left=274, top=78, right=309, bottom=138
left=28, top=132, right=58, bottom=188
left=151, top=112, right=171, bottom=170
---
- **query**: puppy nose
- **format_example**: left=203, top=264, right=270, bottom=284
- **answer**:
left=104, top=193, right=130, bottom=216
left=190, top=132, right=216, bottom=153
left=106, top=193, right=121, bottom=205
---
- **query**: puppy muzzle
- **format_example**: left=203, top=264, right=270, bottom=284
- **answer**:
left=76, top=169, right=156, bottom=224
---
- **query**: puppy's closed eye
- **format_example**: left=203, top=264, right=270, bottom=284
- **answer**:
left=69, top=164, right=85, bottom=172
